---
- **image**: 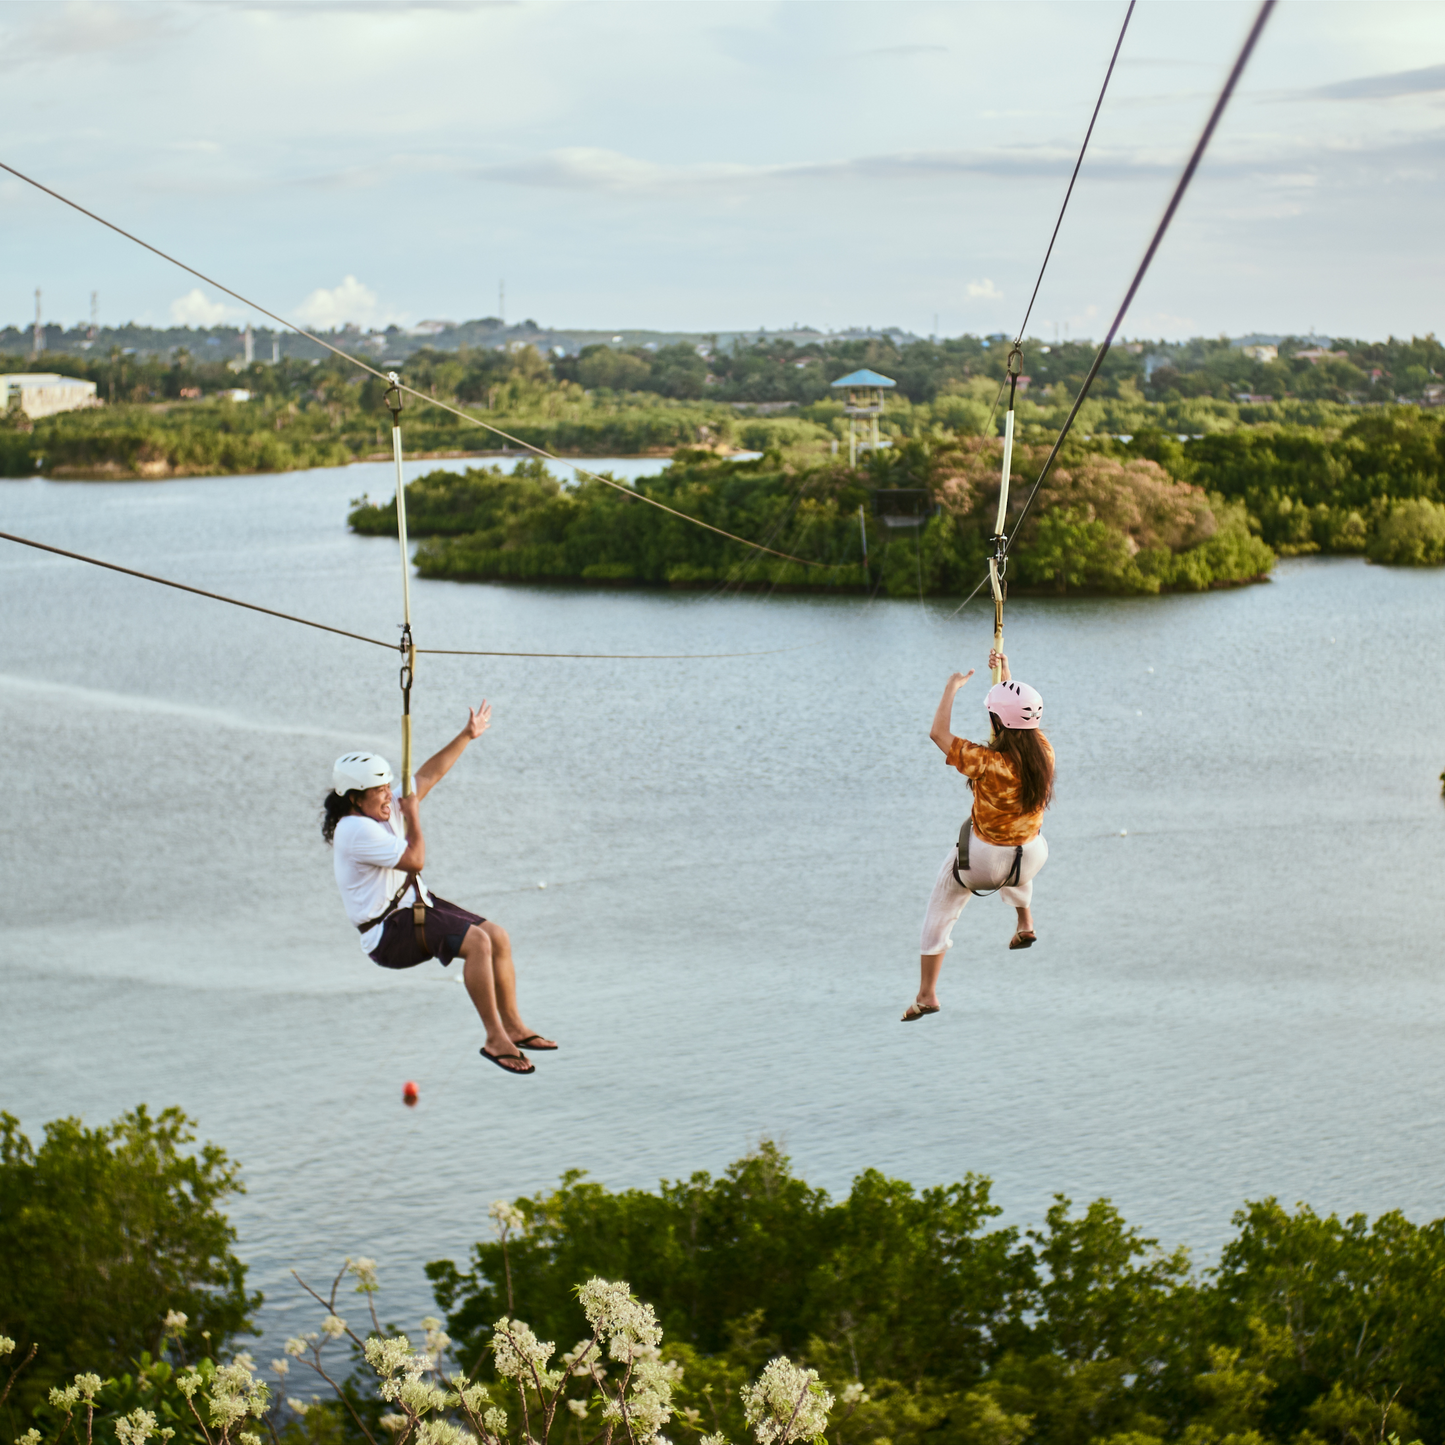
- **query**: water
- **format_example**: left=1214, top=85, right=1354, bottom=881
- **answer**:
left=3, top=459, right=1444, bottom=1350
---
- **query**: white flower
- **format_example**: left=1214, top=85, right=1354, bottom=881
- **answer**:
left=840, top=1383, right=868, bottom=1408
left=566, top=1400, right=589, bottom=1418
left=422, top=1319, right=451, bottom=1362
left=289, top=1401, right=310, bottom=1417
left=0, top=1338, right=16, bottom=1359
left=49, top=1386, right=81, bottom=1410
left=205, top=1361, right=270, bottom=1429
left=76, top=1374, right=103, bottom=1402
left=451, top=1378, right=491, bottom=1415
left=489, top=1318, right=554, bottom=1382
left=115, top=1408, right=158, bottom=1445
left=576, top=1280, right=662, bottom=1362
left=176, top=1372, right=204, bottom=1401
left=700, top=1434, right=731, bottom=1445
left=284, top=1338, right=309, bottom=1358
left=488, top=1200, right=525, bottom=1236
left=379, top=1416, right=407, bottom=1434
left=481, top=1408, right=508, bottom=1436
left=347, top=1257, right=380, bottom=1293
left=271, top=1359, right=290, bottom=1379
left=16, top=1431, right=41, bottom=1445
left=416, top=1423, right=473, bottom=1445
left=366, top=1336, right=422, bottom=1381
left=232, top=1353, right=257, bottom=1374
left=163, top=1312, right=189, bottom=1335
left=741, top=1358, right=833, bottom=1445
left=321, top=1315, right=348, bottom=1341
left=239, top=1435, right=262, bottom=1445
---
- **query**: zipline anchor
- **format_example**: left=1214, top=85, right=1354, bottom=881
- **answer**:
left=385, top=372, right=417, bottom=797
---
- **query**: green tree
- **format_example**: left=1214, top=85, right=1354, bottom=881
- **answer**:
left=0, top=1106, right=259, bottom=1429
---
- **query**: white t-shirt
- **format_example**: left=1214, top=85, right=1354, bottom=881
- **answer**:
left=333, top=795, right=433, bottom=953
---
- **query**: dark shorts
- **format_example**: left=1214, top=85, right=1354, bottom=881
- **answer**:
left=368, top=894, right=486, bottom=971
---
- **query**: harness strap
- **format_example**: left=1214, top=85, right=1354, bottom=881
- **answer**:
left=356, top=872, right=425, bottom=935
left=952, top=819, right=1023, bottom=896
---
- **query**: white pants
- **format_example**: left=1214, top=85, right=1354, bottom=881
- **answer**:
left=919, top=831, right=1049, bottom=955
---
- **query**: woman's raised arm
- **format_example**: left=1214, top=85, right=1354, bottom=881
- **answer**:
left=929, top=670, right=974, bottom=754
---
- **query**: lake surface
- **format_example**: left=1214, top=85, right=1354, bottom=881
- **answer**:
left=2, top=457, right=1444, bottom=1350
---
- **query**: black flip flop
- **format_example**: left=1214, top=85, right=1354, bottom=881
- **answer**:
left=512, top=1034, right=558, bottom=1051
left=481, top=1047, right=536, bottom=1075
left=901, top=1003, right=940, bottom=1022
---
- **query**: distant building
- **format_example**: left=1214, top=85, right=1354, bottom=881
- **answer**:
left=179, top=386, right=203, bottom=400
left=220, top=388, right=252, bottom=403
left=1, top=372, right=98, bottom=418
left=832, top=368, right=896, bottom=466
left=1240, top=344, right=1277, bottom=363
left=1292, top=347, right=1348, bottom=365
left=1422, top=384, right=1444, bottom=407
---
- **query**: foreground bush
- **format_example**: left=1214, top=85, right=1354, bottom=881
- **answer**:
left=0, top=1107, right=258, bottom=1427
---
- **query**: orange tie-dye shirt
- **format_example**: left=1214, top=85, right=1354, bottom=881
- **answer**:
left=945, top=735, right=1054, bottom=846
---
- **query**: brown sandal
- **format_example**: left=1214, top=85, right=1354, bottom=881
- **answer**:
left=1009, top=931, right=1037, bottom=950
left=902, top=1002, right=941, bottom=1022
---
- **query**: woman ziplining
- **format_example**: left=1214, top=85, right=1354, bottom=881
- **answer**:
left=902, top=651, right=1053, bottom=1023
left=322, top=704, right=556, bottom=1076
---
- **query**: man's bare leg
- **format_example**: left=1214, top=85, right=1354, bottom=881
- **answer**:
left=459, top=926, right=531, bottom=1071
left=478, top=921, right=555, bottom=1049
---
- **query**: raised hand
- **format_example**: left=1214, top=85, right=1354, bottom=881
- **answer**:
left=465, top=702, right=492, bottom=739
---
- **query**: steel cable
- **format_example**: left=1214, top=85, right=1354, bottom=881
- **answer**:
left=0, top=529, right=808, bottom=660
left=981, top=0, right=1136, bottom=439
left=0, top=159, right=821, bottom=570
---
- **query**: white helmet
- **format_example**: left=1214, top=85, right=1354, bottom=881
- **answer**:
left=332, top=753, right=394, bottom=796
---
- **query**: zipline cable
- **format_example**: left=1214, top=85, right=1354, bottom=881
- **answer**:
left=1006, top=0, right=1274, bottom=545
left=0, top=159, right=822, bottom=570
left=952, top=0, right=1275, bottom=622
left=981, top=0, right=1136, bottom=440
left=0, top=529, right=808, bottom=660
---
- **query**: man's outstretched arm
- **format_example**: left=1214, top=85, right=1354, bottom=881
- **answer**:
left=413, top=703, right=491, bottom=801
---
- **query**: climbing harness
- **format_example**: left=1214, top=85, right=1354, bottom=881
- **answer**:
left=951, top=819, right=1023, bottom=896
left=355, top=873, right=427, bottom=947
left=987, top=348, right=1023, bottom=684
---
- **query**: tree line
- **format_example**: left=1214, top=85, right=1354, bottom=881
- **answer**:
left=5, top=1110, right=1445, bottom=1445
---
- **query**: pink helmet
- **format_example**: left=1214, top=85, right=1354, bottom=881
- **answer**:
left=986, top=679, right=1043, bottom=730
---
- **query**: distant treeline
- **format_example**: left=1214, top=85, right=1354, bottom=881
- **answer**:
left=7, top=340, right=1445, bottom=568
left=350, top=443, right=1275, bottom=597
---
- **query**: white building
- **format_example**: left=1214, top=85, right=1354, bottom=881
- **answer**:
left=2, top=373, right=99, bottom=418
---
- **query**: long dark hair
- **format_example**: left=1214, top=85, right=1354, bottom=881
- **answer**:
left=321, top=790, right=362, bottom=845
left=989, top=714, right=1054, bottom=814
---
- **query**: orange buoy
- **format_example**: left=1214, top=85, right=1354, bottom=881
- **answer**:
left=402, top=1080, right=419, bottom=1106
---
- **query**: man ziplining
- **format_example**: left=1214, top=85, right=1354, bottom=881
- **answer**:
left=322, top=703, right=555, bottom=1076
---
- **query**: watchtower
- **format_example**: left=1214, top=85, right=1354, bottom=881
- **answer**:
left=831, top=368, right=896, bottom=466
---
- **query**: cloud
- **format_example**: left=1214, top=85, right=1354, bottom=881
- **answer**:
left=293, top=275, right=402, bottom=329
left=475, top=143, right=1165, bottom=195
left=170, top=289, right=241, bottom=326
left=1304, top=63, right=1445, bottom=101
left=966, top=279, right=1003, bottom=301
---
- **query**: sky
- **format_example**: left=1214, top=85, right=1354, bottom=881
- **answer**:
left=2, top=0, right=1444, bottom=343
